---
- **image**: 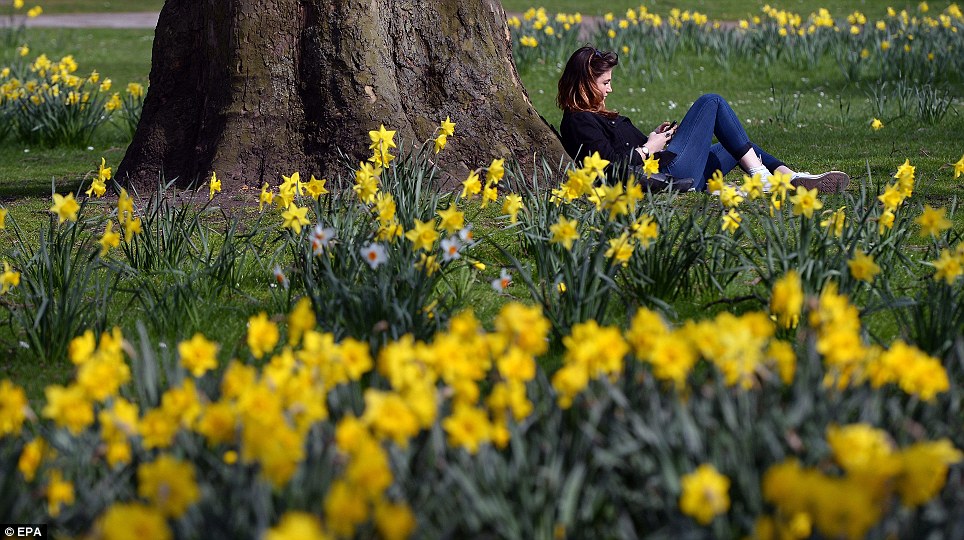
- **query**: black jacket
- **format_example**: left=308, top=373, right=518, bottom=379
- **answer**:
left=560, top=110, right=648, bottom=177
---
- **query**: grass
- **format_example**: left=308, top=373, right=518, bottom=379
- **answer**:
left=501, top=1, right=921, bottom=19
left=0, top=28, right=152, bottom=193
left=11, top=27, right=153, bottom=87
left=520, top=52, right=964, bottom=200
left=30, top=0, right=930, bottom=19
left=31, top=0, right=162, bottom=14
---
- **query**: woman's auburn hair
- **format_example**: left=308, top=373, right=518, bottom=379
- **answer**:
left=556, top=46, right=619, bottom=118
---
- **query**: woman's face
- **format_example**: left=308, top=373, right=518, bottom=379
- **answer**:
left=593, top=69, right=613, bottom=105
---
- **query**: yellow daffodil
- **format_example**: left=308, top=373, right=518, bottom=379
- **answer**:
left=0, top=208, right=6, bottom=230
left=259, top=183, right=274, bottom=212
left=549, top=215, right=579, bottom=250
left=117, top=187, right=133, bottom=223
left=375, top=222, right=403, bottom=243
left=178, top=333, right=219, bottom=377
left=878, top=183, right=905, bottom=211
left=137, top=455, right=200, bottom=518
left=433, top=134, right=447, bottom=153
left=46, top=469, right=75, bottom=517
left=404, top=219, right=439, bottom=252
left=826, top=423, right=900, bottom=480
left=486, top=158, right=505, bottom=184
left=605, top=232, right=635, bottom=266
left=266, top=512, right=328, bottom=540
left=374, top=501, right=417, bottom=540
left=582, top=151, right=610, bottom=180
left=770, top=171, right=794, bottom=201
left=416, top=252, right=440, bottom=276
left=126, top=82, right=145, bottom=98
left=953, top=154, right=964, bottom=178
left=280, top=171, right=302, bottom=196
left=369, top=125, right=396, bottom=167
left=18, top=438, right=45, bottom=481
left=502, top=194, right=524, bottom=224
left=894, top=158, right=915, bottom=185
left=721, top=208, right=742, bottom=233
left=0, top=379, right=28, bottom=436
left=563, top=167, right=593, bottom=199
left=281, top=204, right=310, bottom=234
left=871, top=118, right=884, bottom=131
left=442, top=403, right=492, bottom=454
left=631, top=214, right=659, bottom=248
left=305, top=175, right=328, bottom=199
left=42, top=384, right=94, bottom=434
left=367, top=193, right=394, bottom=226
left=848, top=250, right=881, bottom=283
left=323, top=480, right=369, bottom=537
left=771, top=270, right=803, bottom=329
left=97, top=503, right=171, bottom=540
left=820, top=206, right=847, bottom=238
left=85, top=158, right=111, bottom=198
left=789, top=186, right=823, bottom=218
left=208, top=172, right=221, bottom=201
left=480, top=184, right=498, bottom=209
left=50, top=192, right=80, bottom=223
left=679, top=464, right=730, bottom=525
left=642, top=154, right=660, bottom=176
left=916, top=205, right=952, bottom=237
left=353, top=162, right=381, bottom=204
left=624, top=175, right=645, bottom=208
left=437, top=203, right=464, bottom=234
left=440, top=116, right=456, bottom=137
left=461, top=171, right=481, bottom=198
left=742, top=173, right=765, bottom=200
left=707, top=169, right=724, bottom=194
left=895, top=439, right=962, bottom=507
left=123, top=216, right=142, bottom=243
left=720, top=185, right=744, bottom=208
left=99, top=221, right=120, bottom=256
left=879, top=208, right=896, bottom=234
left=931, top=248, right=962, bottom=284
left=369, top=124, right=397, bottom=152
left=247, top=312, right=279, bottom=359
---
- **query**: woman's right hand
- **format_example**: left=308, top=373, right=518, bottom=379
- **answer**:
left=646, top=129, right=672, bottom=152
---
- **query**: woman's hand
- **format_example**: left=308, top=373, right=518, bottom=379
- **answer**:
left=645, top=129, right=672, bottom=152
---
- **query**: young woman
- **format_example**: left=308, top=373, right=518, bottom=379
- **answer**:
left=557, top=46, right=849, bottom=192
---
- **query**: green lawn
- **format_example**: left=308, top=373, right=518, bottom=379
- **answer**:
left=502, top=0, right=922, bottom=19
left=31, top=0, right=162, bottom=13
left=0, top=28, right=153, bottom=195
left=522, top=53, right=964, bottom=201
left=14, top=27, right=154, bottom=85
left=29, top=0, right=937, bottom=19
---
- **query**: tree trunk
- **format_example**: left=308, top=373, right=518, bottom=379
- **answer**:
left=117, top=0, right=565, bottom=191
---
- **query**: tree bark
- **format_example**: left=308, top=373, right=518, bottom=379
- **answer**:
left=117, top=0, right=566, bottom=191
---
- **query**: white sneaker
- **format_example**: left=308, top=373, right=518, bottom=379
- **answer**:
left=747, top=166, right=773, bottom=193
left=791, top=171, right=850, bottom=193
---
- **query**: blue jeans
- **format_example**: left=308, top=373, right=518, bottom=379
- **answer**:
left=661, top=94, right=784, bottom=191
